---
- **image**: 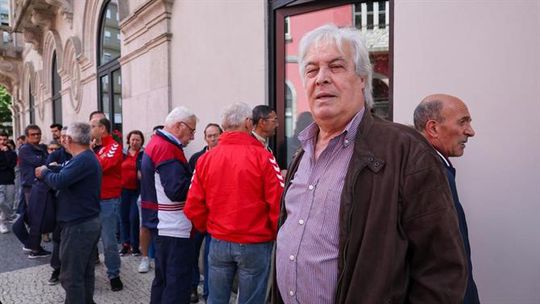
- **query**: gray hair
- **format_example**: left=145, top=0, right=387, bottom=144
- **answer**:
left=164, top=106, right=197, bottom=127
left=298, top=24, right=373, bottom=108
left=221, top=102, right=252, bottom=131
left=66, top=122, right=92, bottom=145
left=413, top=99, right=444, bottom=132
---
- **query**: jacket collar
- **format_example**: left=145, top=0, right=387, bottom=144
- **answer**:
left=155, top=130, right=183, bottom=150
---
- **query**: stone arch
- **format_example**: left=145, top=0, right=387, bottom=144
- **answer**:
left=42, top=30, right=64, bottom=98
left=62, top=36, right=83, bottom=112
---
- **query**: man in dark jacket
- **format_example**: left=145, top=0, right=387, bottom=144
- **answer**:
left=414, top=94, right=480, bottom=304
left=273, top=24, right=467, bottom=304
left=187, top=122, right=222, bottom=302
left=46, top=126, right=73, bottom=286
left=12, top=124, right=50, bottom=258
left=36, top=122, right=102, bottom=304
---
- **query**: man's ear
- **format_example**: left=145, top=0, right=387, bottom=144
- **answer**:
left=425, top=120, right=439, bottom=139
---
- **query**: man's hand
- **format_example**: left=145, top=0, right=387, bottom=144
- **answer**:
left=35, top=165, right=48, bottom=179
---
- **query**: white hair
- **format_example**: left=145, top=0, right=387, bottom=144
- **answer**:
left=164, top=106, right=197, bottom=127
left=221, top=102, right=252, bottom=131
left=66, top=122, right=91, bottom=145
left=298, top=23, right=373, bottom=108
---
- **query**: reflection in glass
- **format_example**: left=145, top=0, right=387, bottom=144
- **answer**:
left=100, top=75, right=110, bottom=119
left=282, top=1, right=390, bottom=165
left=99, top=0, right=120, bottom=66
left=112, top=70, right=122, bottom=132
left=52, top=52, right=62, bottom=124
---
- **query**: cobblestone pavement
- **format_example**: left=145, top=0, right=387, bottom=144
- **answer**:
left=0, top=231, right=211, bottom=304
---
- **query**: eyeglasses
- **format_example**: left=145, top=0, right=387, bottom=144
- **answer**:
left=180, top=122, right=196, bottom=135
left=28, top=132, right=41, bottom=137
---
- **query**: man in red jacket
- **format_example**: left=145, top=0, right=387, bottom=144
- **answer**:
left=90, top=117, right=123, bottom=291
left=185, top=102, right=283, bottom=304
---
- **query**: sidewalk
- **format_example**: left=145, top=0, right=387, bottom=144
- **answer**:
left=0, top=254, right=154, bottom=304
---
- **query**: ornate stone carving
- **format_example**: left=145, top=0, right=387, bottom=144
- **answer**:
left=45, top=0, right=73, bottom=26
left=30, top=7, right=55, bottom=30
left=62, top=36, right=83, bottom=112
left=22, top=26, right=43, bottom=52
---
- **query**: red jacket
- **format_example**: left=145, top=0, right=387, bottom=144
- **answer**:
left=184, top=131, right=284, bottom=244
left=96, top=135, right=122, bottom=199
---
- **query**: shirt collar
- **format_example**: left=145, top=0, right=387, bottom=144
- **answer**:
left=251, top=131, right=267, bottom=146
left=434, top=148, right=451, bottom=167
left=158, top=129, right=182, bottom=146
left=298, top=107, right=365, bottom=148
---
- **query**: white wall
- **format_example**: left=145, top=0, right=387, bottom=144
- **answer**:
left=170, top=0, right=267, bottom=156
left=393, top=1, right=540, bottom=303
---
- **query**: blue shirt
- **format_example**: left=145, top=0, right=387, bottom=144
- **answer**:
left=43, top=149, right=101, bottom=225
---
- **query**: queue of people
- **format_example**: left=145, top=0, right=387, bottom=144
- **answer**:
left=0, top=23, right=480, bottom=304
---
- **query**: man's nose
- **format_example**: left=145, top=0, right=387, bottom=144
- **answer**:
left=465, top=124, right=475, bottom=137
left=315, top=67, right=331, bottom=85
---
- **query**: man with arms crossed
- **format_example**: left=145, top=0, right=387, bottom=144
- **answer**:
left=273, top=24, right=467, bottom=303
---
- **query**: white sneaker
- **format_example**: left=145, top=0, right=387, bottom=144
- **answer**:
left=138, top=256, right=150, bottom=273
left=0, top=223, right=9, bottom=234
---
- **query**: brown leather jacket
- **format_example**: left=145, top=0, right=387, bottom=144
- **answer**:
left=272, top=110, right=467, bottom=304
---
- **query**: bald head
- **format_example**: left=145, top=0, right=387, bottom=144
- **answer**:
left=414, top=94, right=475, bottom=158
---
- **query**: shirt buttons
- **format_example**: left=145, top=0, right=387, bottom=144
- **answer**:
left=308, top=185, right=314, bottom=190
left=298, top=219, right=305, bottom=225
left=289, top=255, right=295, bottom=261
left=289, top=290, right=295, bottom=296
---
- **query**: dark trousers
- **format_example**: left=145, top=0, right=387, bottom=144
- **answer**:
left=120, top=189, right=140, bottom=249
left=59, top=217, right=101, bottom=304
left=192, top=231, right=205, bottom=289
left=150, top=235, right=195, bottom=304
left=51, top=225, right=62, bottom=271
left=12, top=187, right=40, bottom=250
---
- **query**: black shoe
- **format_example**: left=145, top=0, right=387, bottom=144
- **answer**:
left=28, top=248, right=51, bottom=259
left=190, top=288, right=199, bottom=303
left=48, top=269, right=60, bottom=285
left=110, top=277, right=123, bottom=291
left=119, top=244, right=130, bottom=256
left=131, top=248, right=141, bottom=256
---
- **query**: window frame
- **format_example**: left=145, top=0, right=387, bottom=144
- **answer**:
left=269, top=0, right=394, bottom=167
left=51, top=51, right=62, bottom=124
left=96, top=0, right=122, bottom=133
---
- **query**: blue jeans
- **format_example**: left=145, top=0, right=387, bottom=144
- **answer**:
left=208, top=237, right=272, bottom=304
left=99, top=198, right=121, bottom=279
left=60, top=216, right=101, bottom=304
left=120, top=189, right=140, bottom=249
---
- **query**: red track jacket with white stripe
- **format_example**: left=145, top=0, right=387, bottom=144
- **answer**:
left=184, top=131, right=284, bottom=244
left=96, top=135, right=122, bottom=200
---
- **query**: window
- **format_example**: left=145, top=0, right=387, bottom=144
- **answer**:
left=28, top=84, right=34, bottom=124
left=52, top=52, right=62, bottom=124
left=97, top=0, right=122, bottom=133
left=271, top=0, right=393, bottom=167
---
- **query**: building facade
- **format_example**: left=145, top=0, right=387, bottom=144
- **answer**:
left=0, top=1, right=539, bottom=303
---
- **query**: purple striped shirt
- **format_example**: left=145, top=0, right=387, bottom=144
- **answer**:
left=276, top=109, right=364, bottom=304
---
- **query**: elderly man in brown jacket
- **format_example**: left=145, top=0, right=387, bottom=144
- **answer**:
left=272, top=24, right=467, bottom=304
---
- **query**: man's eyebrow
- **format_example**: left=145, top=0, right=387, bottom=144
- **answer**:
left=305, top=56, right=346, bottom=68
